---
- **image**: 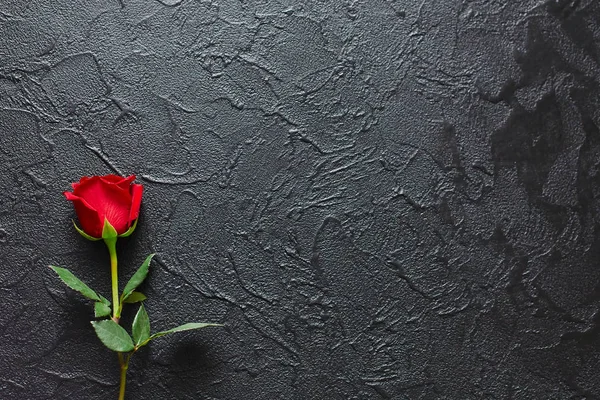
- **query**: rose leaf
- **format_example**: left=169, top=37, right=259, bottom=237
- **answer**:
left=122, top=254, right=154, bottom=302
left=123, top=292, right=147, bottom=304
left=91, top=320, right=135, bottom=352
left=49, top=266, right=102, bottom=302
left=132, top=303, right=150, bottom=346
left=94, top=302, right=112, bottom=318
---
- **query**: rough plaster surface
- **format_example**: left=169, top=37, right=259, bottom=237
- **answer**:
left=1, top=0, right=600, bottom=399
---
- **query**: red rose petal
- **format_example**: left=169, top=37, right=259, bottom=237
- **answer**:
left=99, top=174, right=136, bottom=190
left=73, top=176, right=132, bottom=234
left=64, top=191, right=103, bottom=238
left=115, top=175, right=136, bottom=190
left=71, top=176, right=89, bottom=190
left=99, top=174, right=125, bottom=184
left=129, top=183, right=143, bottom=223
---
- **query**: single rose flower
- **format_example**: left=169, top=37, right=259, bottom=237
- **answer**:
left=64, top=174, right=143, bottom=239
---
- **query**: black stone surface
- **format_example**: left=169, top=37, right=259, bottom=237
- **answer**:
left=1, top=0, right=600, bottom=399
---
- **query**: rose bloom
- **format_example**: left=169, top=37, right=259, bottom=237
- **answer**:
left=64, top=175, right=143, bottom=238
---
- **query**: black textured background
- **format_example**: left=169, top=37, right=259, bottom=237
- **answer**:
left=1, top=0, right=600, bottom=399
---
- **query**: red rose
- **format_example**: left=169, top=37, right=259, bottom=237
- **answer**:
left=64, top=175, right=143, bottom=239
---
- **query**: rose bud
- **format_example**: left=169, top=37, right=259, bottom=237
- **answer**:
left=64, top=175, right=143, bottom=240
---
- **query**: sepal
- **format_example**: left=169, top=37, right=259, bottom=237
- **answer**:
left=118, top=219, right=138, bottom=238
left=73, top=220, right=101, bottom=241
left=101, top=218, right=118, bottom=240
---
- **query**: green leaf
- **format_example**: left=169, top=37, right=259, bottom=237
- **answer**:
left=132, top=304, right=150, bottom=346
left=91, top=320, right=135, bottom=352
left=118, top=218, right=138, bottom=238
left=49, top=266, right=101, bottom=302
left=102, top=218, right=118, bottom=240
left=94, top=302, right=112, bottom=318
left=123, top=292, right=147, bottom=303
left=72, top=220, right=101, bottom=241
left=149, top=323, right=222, bottom=341
left=122, top=254, right=154, bottom=301
left=99, top=295, right=111, bottom=307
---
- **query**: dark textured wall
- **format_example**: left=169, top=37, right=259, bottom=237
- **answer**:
left=1, top=0, right=600, bottom=399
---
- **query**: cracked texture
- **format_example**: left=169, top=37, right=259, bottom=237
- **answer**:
left=1, top=0, right=600, bottom=399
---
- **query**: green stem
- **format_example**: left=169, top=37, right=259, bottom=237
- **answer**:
left=105, top=237, right=119, bottom=320
left=118, top=353, right=131, bottom=400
